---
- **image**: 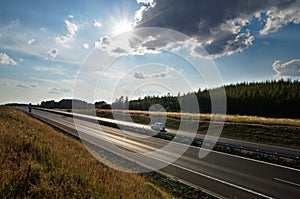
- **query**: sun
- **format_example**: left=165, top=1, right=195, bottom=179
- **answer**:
left=112, top=20, right=133, bottom=35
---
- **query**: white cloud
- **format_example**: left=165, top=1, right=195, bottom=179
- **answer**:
left=272, top=59, right=300, bottom=77
left=134, top=6, right=148, bottom=24
left=65, top=20, right=78, bottom=36
left=136, top=0, right=156, bottom=7
left=40, top=27, right=46, bottom=32
left=94, top=19, right=102, bottom=27
left=0, top=52, right=17, bottom=65
left=55, top=35, right=72, bottom=47
left=32, top=66, right=65, bottom=75
left=47, top=48, right=59, bottom=58
left=95, top=36, right=111, bottom=47
left=260, top=5, right=300, bottom=35
left=202, top=31, right=255, bottom=58
left=94, top=32, right=162, bottom=56
left=49, top=87, right=71, bottom=94
left=27, top=38, right=35, bottom=45
left=134, top=0, right=156, bottom=24
left=83, top=43, right=89, bottom=49
left=95, top=35, right=132, bottom=56
left=68, top=15, right=74, bottom=19
left=55, top=19, right=78, bottom=47
left=0, top=18, right=87, bottom=66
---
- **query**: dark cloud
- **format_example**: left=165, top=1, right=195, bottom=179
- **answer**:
left=96, top=28, right=192, bottom=57
left=0, top=82, right=9, bottom=87
left=95, top=36, right=111, bottom=49
left=134, top=72, right=145, bottom=79
left=49, top=87, right=70, bottom=94
left=135, top=0, right=300, bottom=57
left=47, top=48, right=58, bottom=58
left=272, top=59, right=300, bottom=77
left=16, top=84, right=36, bottom=88
left=134, top=71, right=167, bottom=79
left=112, top=47, right=129, bottom=54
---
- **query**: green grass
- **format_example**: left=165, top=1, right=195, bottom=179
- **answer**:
left=0, top=106, right=173, bottom=199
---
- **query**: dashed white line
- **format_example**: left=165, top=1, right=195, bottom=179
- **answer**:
left=274, top=178, right=300, bottom=187
left=160, top=160, right=274, bottom=198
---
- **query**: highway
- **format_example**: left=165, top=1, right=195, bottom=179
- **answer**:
left=30, top=107, right=300, bottom=159
left=20, top=107, right=300, bottom=198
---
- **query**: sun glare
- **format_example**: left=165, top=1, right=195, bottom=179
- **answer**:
left=112, top=20, right=133, bottom=35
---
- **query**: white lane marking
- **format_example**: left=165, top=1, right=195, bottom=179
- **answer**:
left=274, top=178, right=300, bottom=187
left=200, top=146, right=300, bottom=172
left=154, top=158, right=274, bottom=198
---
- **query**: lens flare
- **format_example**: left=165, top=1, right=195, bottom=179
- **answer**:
left=113, top=20, right=133, bottom=35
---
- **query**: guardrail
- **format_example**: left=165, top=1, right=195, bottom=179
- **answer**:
left=33, top=107, right=300, bottom=162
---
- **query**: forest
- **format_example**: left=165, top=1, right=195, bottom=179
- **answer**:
left=39, top=79, right=300, bottom=118
left=112, top=79, right=299, bottom=117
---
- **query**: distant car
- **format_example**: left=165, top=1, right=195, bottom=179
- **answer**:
left=151, top=122, right=166, bottom=132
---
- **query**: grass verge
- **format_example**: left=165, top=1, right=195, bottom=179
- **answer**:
left=0, top=106, right=174, bottom=198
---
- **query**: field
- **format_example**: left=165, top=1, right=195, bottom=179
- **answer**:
left=0, top=106, right=173, bottom=198
left=94, top=109, right=300, bottom=149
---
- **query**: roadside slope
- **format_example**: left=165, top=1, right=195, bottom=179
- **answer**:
left=0, top=106, right=171, bottom=198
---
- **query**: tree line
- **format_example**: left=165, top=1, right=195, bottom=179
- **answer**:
left=113, top=79, right=300, bottom=117
left=39, top=79, right=300, bottom=118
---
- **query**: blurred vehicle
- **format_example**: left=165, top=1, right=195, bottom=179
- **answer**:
left=151, top=122, right=166, bottom=132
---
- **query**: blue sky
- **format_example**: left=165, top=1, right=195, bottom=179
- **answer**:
left=0, top=0, right=300, bottom=104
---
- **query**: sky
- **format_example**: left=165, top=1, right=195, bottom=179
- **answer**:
left=0, top=0, right=300, bottom=104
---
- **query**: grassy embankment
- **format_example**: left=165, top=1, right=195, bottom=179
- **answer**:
left=0, top=106, right=175, bottom=198
left=94, top=109, right=300, bottom=149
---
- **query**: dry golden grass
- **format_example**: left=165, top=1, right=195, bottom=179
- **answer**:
left=98, top=109, right=300, bottom=127
left=222, top=114, right=300, bottom=126
left=0, top=106, right=171, bottom=199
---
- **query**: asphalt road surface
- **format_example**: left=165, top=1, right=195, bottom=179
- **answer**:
left=19, top=107, right=300, bottom=198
